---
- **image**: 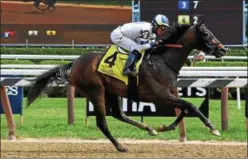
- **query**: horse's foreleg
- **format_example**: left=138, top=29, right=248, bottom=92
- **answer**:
left=146, top=79, right=187, bottom=139
left=88, top=88, right=127, bottom=153
left=108, top=94, right=158, bottom=136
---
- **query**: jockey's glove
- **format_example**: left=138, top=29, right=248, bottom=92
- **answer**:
left=150, top=42, right=159, bottom=49
left=157, top=40, right=164, bottom=45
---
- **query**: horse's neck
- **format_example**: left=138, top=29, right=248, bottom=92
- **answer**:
left=161, top=27, right=197, bottom=73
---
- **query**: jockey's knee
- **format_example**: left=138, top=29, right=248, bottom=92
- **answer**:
left=131, top=50, right=141, bottom=56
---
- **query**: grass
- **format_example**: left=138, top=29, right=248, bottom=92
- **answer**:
left=1, top=97, right=247, bottom=141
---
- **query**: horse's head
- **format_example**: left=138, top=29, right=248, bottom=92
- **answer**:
left=150, top=22, right=228, bottom=73
left=194, top=21, right=228, bottom=58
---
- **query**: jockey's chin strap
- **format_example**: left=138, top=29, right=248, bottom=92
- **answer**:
left=146, top=44, right=183, bottom=71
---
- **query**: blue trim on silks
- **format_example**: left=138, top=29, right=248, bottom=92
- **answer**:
left=140, top=39, right=149, bottom=44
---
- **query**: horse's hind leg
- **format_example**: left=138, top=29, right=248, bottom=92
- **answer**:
left=88, top=88, right=127, bottom=152
left=158, top=109, right=187, bottom=132
left=157, top=93, right=220, bottom=136
left=172, top=88, right=187, bottom=141
left=107, top=94, right=157, bottom=136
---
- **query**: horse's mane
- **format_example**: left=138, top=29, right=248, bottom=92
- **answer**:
left=163, top=23, right=192, bottom=44
left=148, top=23, right=192, bottom=55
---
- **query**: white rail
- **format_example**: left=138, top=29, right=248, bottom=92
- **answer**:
left=1, top=65, right=247, bottom=72
left=1, top=69, right=247, bottom=77
left=1, top=54, right=247, bottom=60
left=1, top=77, right=247, bottom=88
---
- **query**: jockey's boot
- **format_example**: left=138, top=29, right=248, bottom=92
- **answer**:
left=122, top=50, right=139, bottom=76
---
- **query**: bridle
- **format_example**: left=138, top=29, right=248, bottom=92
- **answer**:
left=197, top=25, right=227, bottom=56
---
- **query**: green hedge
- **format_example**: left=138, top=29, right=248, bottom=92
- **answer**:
left=40, top=60, right=71, bottom=65
left=0, top=60, right=35, bottom=64
left=190, top=48, right=247, bottom=56
left=0, top=60, right=71, bottom=65
left=0, top=48, right=105, bottom=55
left=225, top=49, right=248, bottom=56
left=1, top=48, right=247, bottom=56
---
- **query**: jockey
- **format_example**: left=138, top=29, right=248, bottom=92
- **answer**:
left=110, top=14, right=170, bottom=76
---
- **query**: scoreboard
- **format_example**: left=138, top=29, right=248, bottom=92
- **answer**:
left=1, top=0, right=246, bottom=45
left=140, top=0, right=246, bottom=45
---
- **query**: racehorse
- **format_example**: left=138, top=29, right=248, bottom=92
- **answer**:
left=23, top=0, right=57, bottom=12
left=27, top=21, right=227, bottom=152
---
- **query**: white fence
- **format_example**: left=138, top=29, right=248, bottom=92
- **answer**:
left=1, top=65, right=247, bottom=71
left=1, top=69, right=246, bottom=77
left=1, top=68, right=247, bottom=78
left=0, top=64, right=248, bottom=72
left=1, top=66, right=247, bottom=110
left=1, top=65, right=247, bottom=77
left=1, top=54, right=247, bottom=61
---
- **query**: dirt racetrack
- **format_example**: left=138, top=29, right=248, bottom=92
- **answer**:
left=1, top=139, right=247, bottom=158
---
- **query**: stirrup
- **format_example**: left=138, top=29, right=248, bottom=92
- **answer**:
left=123, top=68, right=138, bottom=77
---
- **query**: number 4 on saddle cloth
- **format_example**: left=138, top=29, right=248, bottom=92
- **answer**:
left=97, top=45, right=145, bottom=85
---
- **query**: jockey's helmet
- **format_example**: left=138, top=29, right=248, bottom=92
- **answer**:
left=152, top=14, right=170, bottom=28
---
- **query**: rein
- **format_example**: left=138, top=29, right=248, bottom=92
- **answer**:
left=164, top=44, right=183, bottom=48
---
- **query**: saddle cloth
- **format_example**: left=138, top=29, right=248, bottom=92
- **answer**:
left=97, top=45, right=145, bottom=85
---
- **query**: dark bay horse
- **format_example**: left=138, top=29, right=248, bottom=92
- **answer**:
left=27, top=21, right=227, bottom=152
left=23, top=0, right=56, bottom=12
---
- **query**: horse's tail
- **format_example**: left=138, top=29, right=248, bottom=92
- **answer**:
left=27, top=62, right=73, bottom=107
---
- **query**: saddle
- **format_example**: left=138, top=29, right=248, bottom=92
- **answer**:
left=97, top=45, right=145, bottom=85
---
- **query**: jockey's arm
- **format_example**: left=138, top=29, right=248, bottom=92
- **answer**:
left=139, top=38, right=158, bottom=51
left=138, top=33, right=157, bottom=51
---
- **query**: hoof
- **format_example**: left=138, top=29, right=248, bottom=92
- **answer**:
left=179, top=136, right=187, bottom=142
left=117, top=147, right=128, bottom=153
left=148, top=129, right=158, bottom=136
left=8, top=135, right=16, bottom=140
left=211, top=130, right=220, bottom=136
left=157, top=124, right=166, bottom=132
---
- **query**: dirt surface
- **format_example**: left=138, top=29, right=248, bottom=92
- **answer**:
left=1, top=138, right=247, bottom=158
left=1, top=1, right=131, bottom=24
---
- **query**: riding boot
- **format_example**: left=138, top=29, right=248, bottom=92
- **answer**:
left=122, top=50, right=139, bottom=76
